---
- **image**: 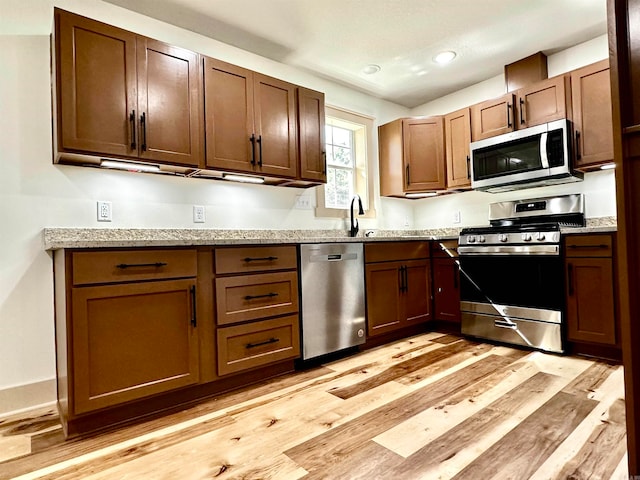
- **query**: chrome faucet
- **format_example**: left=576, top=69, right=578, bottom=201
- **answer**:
left=349, top=194, right=364, bottom=237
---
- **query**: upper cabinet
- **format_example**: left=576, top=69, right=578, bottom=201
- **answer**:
left=297, top=87, right=327, bottom=182
left=444, top=108, right=471, bottom=189
left=55, top=9, right=202, bottom=167
left=203, top=57, right=298, bottom=179
left=470, top=75, right=569, bottom=141
left=571, top=60, right=614, bottom=170
left=379, top=116, right=445, bottom=197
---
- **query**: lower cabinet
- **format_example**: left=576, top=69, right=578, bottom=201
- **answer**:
left=365, top=242, right=431, bottom=337
left=431, top=240, right=461, bottom=326
left=565, top=234, right=617, bottom=347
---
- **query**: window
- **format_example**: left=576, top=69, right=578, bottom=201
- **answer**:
left=316, top=106, right=375, bottom=218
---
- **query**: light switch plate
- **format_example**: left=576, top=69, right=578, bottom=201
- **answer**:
left=193, top=205, right=205, bottom=223
left=97, top=201, right=112, bottom=222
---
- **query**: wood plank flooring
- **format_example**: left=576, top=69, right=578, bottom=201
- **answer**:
left=0, top=332, right=628, bottom=479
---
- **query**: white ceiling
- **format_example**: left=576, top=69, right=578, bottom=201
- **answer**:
left=6, top=0, right=608, bottom=108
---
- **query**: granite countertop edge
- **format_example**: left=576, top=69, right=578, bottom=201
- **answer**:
left=42, top=217, right=617, bottom=250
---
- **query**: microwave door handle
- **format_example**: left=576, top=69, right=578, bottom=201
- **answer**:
left=540, top=132, right=550, bottom=169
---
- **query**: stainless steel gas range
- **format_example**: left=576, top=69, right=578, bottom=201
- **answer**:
left=458, top=193, right=585, bottom=353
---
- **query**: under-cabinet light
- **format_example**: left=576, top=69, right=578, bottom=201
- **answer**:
left=405, top=192, right=438, bottom=198
left=222, top=173, right=265, bottom=184
left=600, top=163, right=616, bottom=170
left=100, top=160, right=161, bottom=173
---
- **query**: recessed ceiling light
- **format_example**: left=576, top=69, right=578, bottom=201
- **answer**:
left=362, top=64, right=381, bottom=75
left=433, top=51, right=457, bottom=65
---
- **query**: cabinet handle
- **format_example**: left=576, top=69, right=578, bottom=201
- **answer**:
left=190, top=285, right=197, bottom=327
left=466, top=155, right=471, bottom=180
left=406, top=165, right=410, bottom=186
left=519, top=98, right=526, bottom=125
left=243, top=256, right=278, bottom=262
left=575, top=131, right=582, bottom=160
left=398, top=266, right=404, bottom=293
left=115, top=262, right=167, bottom=269
left=129, top=110, right=136, bottom=149
left=257, top=135, right=263, bottom=166
left=322, top=151, right=327, bottom=174
left=567, top=244, right=609, bottom=250
left=507, top=103, right=513, bottom=128
left=403, top=265, right=409, bottom=293
left=567, top=263, right=574, bottom=296
left=250, top=134, right=256, bottom=165
left=246, top=337, right=279, bottom=349
left=244, top=292, right=278, bottom=301
left=140, top=112, right=147, bottom=151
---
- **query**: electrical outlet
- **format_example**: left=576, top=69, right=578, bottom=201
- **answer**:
left=294, top=195, right=312, bottom=209
left=193, top=205, right=205, bottom=223
left=453, top=210, right=461, bottom=224
left=404, top=215, right=410, bottom=227
left=97, top=201, right=112, bottom=222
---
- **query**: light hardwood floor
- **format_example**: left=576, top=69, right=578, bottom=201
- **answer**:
left=0, top=332, right=628, bottom=479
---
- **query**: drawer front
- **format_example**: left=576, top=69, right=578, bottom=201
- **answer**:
left=215, top=246, right=297, bottom=274
left=215, top=271, right=299, bottom=325
left=217, top=315, right=300, bottom=376
left=365, top=241, right=429, bottom=263
left=72, top=249, right=197, bottom=286
left=564, top=234, right=613, bottom=257
left=431, top=239, right=459, bottom=258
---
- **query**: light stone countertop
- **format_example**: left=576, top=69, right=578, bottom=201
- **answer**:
left=42, top=216, right=617, bottom=250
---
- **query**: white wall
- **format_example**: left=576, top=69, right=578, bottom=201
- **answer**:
left=0, top=0, right=412, bottom=414
left=410, top=34, right=616, bottom=229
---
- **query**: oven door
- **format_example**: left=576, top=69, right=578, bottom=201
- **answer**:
left=458, top=249, right=564, bottom=352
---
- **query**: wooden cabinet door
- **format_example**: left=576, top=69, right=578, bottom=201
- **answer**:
left=566, top=257, right=616, bottom=345
left=402, top=117, right=445, bottom=191
left=433, top=258, right=461, bottom=324
left=254, top=74, right=298, bottom=178
left=470, top=93, right=515, bottom=141
left=571, top=60, right=614, bottom=169
left=56, top=9, right=137, bottom=157
left=444, top=108, right=471, bottom=189
left=298, top=87, right=326, bottom=182
left=365, top=262, right=402, bottom=336
left=204, top=57, right=255, bottom=172
left=137, top=38, right=201, bottom=167
left=71, top=279, right=199, bottom=414
left=516, top=76, right=568, bottom=128
left=402, top=259, right=431, bottom=324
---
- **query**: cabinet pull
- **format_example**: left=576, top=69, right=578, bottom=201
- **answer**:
left=140, top=112, right=147, bottom=151
left=190, top=285, right=197, bottom=327
left=403, top=265, right=409, bottom=293
left=398, top=266, right=404, bottom=293
left=322, top=151, right=327, bottom=174
left=250, top=134, right=256, bottom=165
left=257, top=135, right=263, bottom=166
left=507, top=102, right=513, bottom=128
left=244, top=292, right=278, bottom=301
left=129, top=110, right=136, bottom=149
left=519, top=98, right=526, bottom=125
left=575, top=131, right=582, bottom=160
left=243, top=256, right=278, bottom=262
left=567, top=244, right=609, bottom=250
left=466, top=155, right=471, bottom=180
left=246, top=337, right=279, bottom=349
left=115, top=262, right=168, bottom=269
left=567, top=263, right=574, bottom=296
left=406, top=165, right=410, bottom=186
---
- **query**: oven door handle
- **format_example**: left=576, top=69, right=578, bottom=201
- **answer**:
left=494, top=320, right=518, bottom=329
left=540, top=132, right=550, bottom=169
left=458, top=245, right=559, bottom=255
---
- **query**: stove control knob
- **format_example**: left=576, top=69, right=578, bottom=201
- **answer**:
left=478, top=235, right=486, bottom=243
left=467, top=235, right=476, bottom=243
left=498, top=233, right=508, bottom=243
left=535, top=232, right=546, bottom=241
left=521, top=233, right=532, bottom=242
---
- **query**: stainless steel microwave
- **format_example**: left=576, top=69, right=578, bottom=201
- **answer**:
left=469, top=119, right=583, bottom=193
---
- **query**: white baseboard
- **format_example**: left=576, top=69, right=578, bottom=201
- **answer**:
left=0, top=379, right=57, bottom=418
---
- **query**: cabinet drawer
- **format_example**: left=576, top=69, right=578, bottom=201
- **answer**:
left=215, top=271, right=299, bottom=325
left=431, top=239, right=459, bottom=258
left=217, top=315, right=300, bottom=376
left=72, top=249, right=197, bottom=286
left=564, top=234, right=613, bottom=257
left=215, top=246, right=297, bottom=274
left=365, top=241, right=429, bottom=263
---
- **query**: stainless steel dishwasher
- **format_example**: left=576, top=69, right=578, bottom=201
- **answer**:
left=299, top=243, right=366, bottom=360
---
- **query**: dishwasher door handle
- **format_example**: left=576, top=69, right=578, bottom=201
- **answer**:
left=310, top=253, right=358, bottom=262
